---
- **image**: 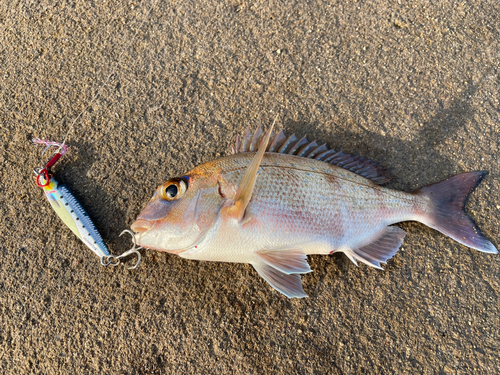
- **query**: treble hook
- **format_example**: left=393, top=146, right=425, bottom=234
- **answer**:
left=102, top=230, right=142, bottom=269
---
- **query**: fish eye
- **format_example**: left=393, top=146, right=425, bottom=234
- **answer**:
left=160, top=178, right=188, bottom=201
left=165, top=184, right=178, bottom=199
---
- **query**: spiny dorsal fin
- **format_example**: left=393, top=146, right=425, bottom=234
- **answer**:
left=232, top=127, right=391, bottom=184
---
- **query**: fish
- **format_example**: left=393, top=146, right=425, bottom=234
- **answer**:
left=131, top=125, right=497, bottom=298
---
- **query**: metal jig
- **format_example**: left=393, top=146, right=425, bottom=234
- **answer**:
left=33, top=139, right=141, bottom=269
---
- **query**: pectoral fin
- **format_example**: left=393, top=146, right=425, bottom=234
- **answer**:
left=232, top=121, right=275, bottom=221
left=252, top=247, right=311, bottom=298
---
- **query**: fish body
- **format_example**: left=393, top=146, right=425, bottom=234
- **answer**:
left=132, top=127, right=497, bottom=298
left=177, top=153, right=413, bottom=263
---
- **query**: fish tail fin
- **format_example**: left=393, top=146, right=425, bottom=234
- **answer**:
left=416, top=171, right=497, bottom=253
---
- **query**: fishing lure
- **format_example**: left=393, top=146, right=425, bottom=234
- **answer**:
left=33, top=139, right=141, bottom=269
left=31, top=1, right=159, bottom=269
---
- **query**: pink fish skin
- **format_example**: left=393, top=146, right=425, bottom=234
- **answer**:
left=131, top=127, right=497, bottom=298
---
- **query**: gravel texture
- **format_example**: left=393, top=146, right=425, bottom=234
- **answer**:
left=1, top=0, right=499, bottom=373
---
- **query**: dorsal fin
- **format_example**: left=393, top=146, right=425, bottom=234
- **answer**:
left=232, top=127, right=391, bottom=184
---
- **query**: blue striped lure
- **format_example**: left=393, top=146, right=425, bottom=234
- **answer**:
left=30, top=1, right=160, bottom=269
left=33, top=139, right=141, bottom=268
left=42, top=177, right=112, bottom=262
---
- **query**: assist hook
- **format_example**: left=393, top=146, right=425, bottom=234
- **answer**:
left=32, top=138, right=68, bottom=187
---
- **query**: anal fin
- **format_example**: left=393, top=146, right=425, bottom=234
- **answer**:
left=345, top=226, right=406, bottom=269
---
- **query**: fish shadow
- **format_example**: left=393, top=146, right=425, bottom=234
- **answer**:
left=285, top=79, right=486, bottom=190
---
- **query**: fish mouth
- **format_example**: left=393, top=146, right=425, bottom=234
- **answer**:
left=129, top=218, right=200, bottom=255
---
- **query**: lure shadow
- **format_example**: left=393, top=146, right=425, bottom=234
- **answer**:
left=51, top=145, right=132, bottom=251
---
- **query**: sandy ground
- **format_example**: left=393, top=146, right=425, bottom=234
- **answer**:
left=1, top=0, right=499, bottom=373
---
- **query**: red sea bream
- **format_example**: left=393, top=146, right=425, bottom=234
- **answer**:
left=131, top=126, right=497, bottom=298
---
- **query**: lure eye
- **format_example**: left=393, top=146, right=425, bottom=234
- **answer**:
left=160, top=178, right=188, bottom=201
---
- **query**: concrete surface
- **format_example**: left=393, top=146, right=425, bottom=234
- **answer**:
left=0, top=0, right=499, bottom=373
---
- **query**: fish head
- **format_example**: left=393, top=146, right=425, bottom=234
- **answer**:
left=131, top=165, right=225, bottom=253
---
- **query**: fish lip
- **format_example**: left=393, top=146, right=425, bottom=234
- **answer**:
left=130, top=219, right=150, bottom=234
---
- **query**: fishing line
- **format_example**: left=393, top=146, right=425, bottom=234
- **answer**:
left=32, top=0, right=159, bottom=268
left=21, top=2, right=129, bottom=137
left=62, top=0, right=159, bottom=146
